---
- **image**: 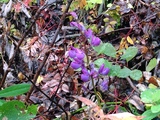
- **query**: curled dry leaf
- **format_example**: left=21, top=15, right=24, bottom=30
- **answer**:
left=128, top=94, right=144, bottom=111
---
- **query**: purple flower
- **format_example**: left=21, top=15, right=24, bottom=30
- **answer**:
left=84, top=29, right=93, bottom=39
left=69, top=47, right=85, bottom=60
left=98, top=64, right=110, bottom=75
left=90, top=69, right=98, bottom=78
left=81, top=68, right=90, bottom=82
left=71, top=61, right=81, bottom=69
left=90, top=64, right=98, bottom=78
left=68, top=50, right=76, bottom=58
left=70, top=22, right=85, bottom=31
left=75, top=49, right=85, bottom=60
left=91, top=36, right=101, bottom=46
left=100, top=80, right=109, bottom=92
left=70, top=11, right=78, bottom=19
left=81, top=73, right=90, bottom=82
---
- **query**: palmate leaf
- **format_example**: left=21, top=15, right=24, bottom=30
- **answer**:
left=0, top=83, right=31, bottom=97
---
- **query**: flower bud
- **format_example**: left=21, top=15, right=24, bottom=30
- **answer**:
left=71, top=61, right=81, bottom=69
left=91, top=36, right=101, bottom=46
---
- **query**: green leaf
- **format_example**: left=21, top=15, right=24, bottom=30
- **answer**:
left=151, top=104, right=160, bottom=113
left=0, top=100, right=37, bottom=120
left=141, top=89, right=160, bottom=103
left=108, top=65, right=121, bottom=76
left=130, top=69, right=142, bottom=81
left=94, top=58, right=112, bottom=68
left=103, top=43, right=117, bottom=58
left=146, top=58, right=157, bottom=72
left=87, top=0, right=102, bottom=4
left=121, top=46, right=138, bottom=62
left=93, top=43, right=116, bottom=58
left=142, top=109, right=160, bottom=120
left=0, top=100, right=5, bottom=106
left=93, top=43, right=105, bottom=54
left=0, top=83, right=31, bottom=97
left=0, top=0, right=9, bottom=3
left=117, top=67, right=131, bottom=78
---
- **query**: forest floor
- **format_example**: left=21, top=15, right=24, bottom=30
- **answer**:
left=0, top=0, right=160, bottom=120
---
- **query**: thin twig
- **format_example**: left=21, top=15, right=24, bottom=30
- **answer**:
left=126, top=77, right=140, bottom=94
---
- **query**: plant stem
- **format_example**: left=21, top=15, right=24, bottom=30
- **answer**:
left=91, top=78, right=101, bottom=107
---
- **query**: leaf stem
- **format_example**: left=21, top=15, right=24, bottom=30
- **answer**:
left=91, top=77, right=101, bottom=107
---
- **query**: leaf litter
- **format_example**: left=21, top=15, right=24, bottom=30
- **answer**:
left=0, top=0, right=160, bottom=119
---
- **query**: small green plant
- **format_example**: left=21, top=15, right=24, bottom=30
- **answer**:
left=0, top=83, right=37, bottom=120
left=140, top=88, right=160, bottom=120
left=93, top=42, right=142, bottom=81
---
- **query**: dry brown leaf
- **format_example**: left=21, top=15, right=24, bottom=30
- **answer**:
left=140, top=46, right=148, bottom=54
left=128, top=95, right=144, bottom=111
left=73, top=95, right=96, bottom=106
left=78, top=0, right=86, bottom=9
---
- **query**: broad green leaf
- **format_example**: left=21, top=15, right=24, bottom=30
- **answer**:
left=151, top=104, right=160, bottom=113
left=121, top=46, right=138, bottom=62
left=141, top=89, right=160, bottom=103
left=103, top=43, right=117, bottom=58
left=108, top=65, right=121, bottom=76
left=0, top=100, right=5, bottom=106
left=130, top=69, right=142, bottom=81
left=93, top=43, right=116, bottom=58
left=146, top=58, right=157, bottom=72
left=142, top=109, right=160, bottom=120
left=93, top=43, right=105, bottom=54
left=117, top=67, right=131, bottom=78
left=0, top=100, right=37, bottom=120
left=0, top=83, right=31, bottom=97
left=94, top=58, right=112, bottom=68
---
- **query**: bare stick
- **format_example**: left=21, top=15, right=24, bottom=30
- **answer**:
left=126, top=77, right=140, bottom=94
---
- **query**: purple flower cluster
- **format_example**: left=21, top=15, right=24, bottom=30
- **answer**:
left=69, top=46, right=85, bottom=69
left=70, top=22, right=101, bottom=46
left=69, top=12, right=109, bottom=91
left=68, top=46, right=110, bottom=82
